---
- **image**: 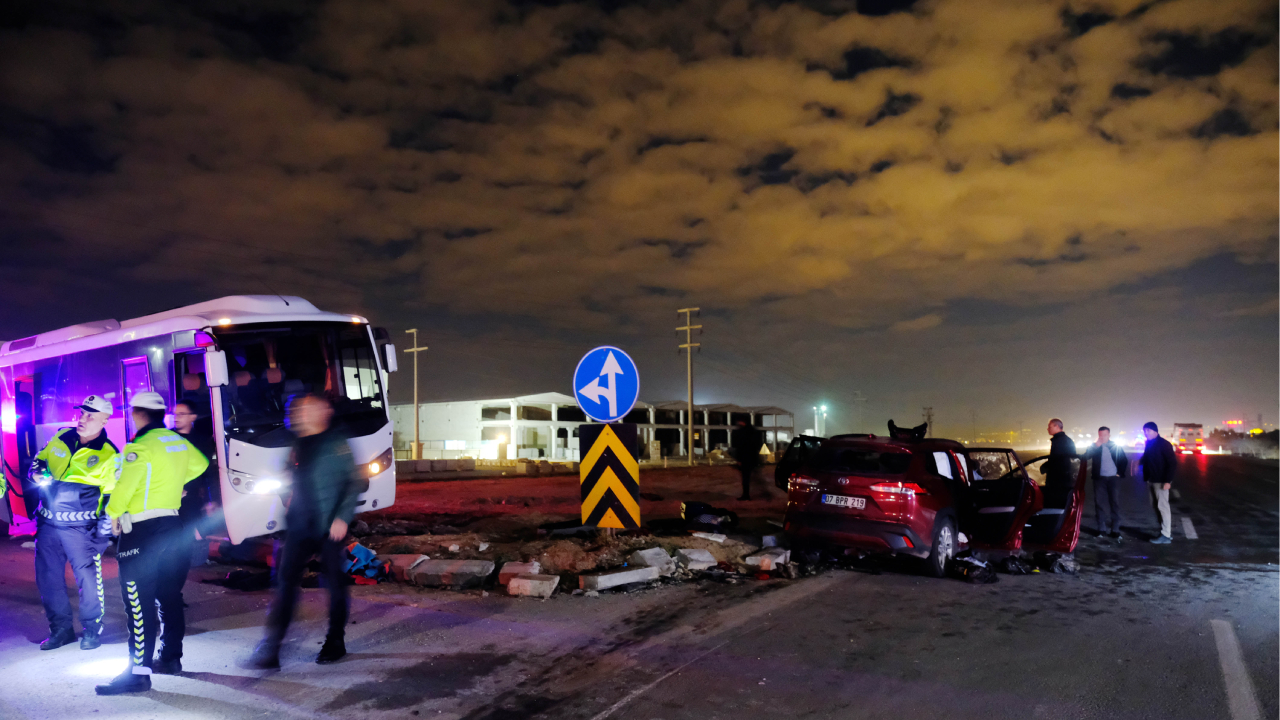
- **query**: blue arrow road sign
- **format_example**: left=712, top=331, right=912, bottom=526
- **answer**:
left=573, top=346, right=640, bottom=424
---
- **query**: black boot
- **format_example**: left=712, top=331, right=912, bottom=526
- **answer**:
left=248, top=640, right=280, bottom=670
left=316, top=636, right=346, bottom=665
left=39, top=629, right=76, bottom=651
left=80, top=626, right=101, bottom=650
left=95, top=670, right=151, bottom=695
left=151, top=657, right=182, bottom=674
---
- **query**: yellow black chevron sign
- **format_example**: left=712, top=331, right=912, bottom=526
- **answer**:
left=579, top=423, right=640, bottom=529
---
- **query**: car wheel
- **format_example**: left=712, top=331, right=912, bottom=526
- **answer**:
left=925, top=517, right=955, bottom=578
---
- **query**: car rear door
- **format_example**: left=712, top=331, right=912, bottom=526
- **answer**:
left=776, top=435, right=823, bottom=489
left=963, top=449, right=1041, bottom=550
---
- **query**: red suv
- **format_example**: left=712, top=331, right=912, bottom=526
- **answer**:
left=781, top=435, right=1086, bottom=577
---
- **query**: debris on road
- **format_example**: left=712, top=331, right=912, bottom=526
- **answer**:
left=411, top=559, right=496, bottom=589
left=947, top=556, right=999, bottom=584
left=498, top=561, right=542, bottom=585
left=691, top=532, right=726, bottom=543
left=745, top=549, right=790, bottom=571
left=675, top=548, right=718, bottom=571
left=384, top=554, right=431, bottom=582
left=1034, top=552, right=1079, bottom=575
left=629, top=547, right=675, bottom=576
left=344, top=542, right=390, bottom=582
left=507, top=574, right=560, bottom=598
left=579, top=565, right=661, bottom=592
left=996, top=555, right=1037, bottom=575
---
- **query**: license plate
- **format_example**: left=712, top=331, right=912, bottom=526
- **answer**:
left=822, top=494, right=865, bottom=509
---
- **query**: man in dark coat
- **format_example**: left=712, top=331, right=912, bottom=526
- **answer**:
left=1085, top=426, right=1129, bottom=540
left=1140, top=421, right=1177, bottom=544
left=731, top=421, right=764, bottom=501
left=250, top=394, right=363, bottom=668
left=1043, top=418, right=1077, bottom=509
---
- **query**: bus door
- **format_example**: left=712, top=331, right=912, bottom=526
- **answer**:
left=2, top=376, right=40, bottom=531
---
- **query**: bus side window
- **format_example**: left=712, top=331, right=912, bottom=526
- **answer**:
left=121, top=357, right=152, bottom=436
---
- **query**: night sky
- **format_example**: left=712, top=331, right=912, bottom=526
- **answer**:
left=1, top=0, right=1276, bottom=440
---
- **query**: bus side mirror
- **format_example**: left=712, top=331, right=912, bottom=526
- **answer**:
left=205, top=350, right=230, bottom=387
left=381, top=344, right=398, bottom=373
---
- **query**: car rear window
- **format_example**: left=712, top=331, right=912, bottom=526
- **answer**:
left=807, top=446, right=911, bottom=475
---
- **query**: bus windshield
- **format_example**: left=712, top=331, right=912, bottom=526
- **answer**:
left=214, top=322, right=387, bottom=446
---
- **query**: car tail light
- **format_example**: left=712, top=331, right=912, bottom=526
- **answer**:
left=869, top=481, right=928, bottom=497
left=789, top=474, right=819, bottom=491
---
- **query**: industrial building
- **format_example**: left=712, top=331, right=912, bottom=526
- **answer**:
left=389, top=392, right=794, bottom=461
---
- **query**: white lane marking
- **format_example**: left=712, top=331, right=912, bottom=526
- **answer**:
left=1182, top=517, right=1199, bottom=540
left=1211, top=619, right=1262, bottom=720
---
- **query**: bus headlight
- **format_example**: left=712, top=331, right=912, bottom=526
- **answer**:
left=229, top=470, right=287, bottom=495
left=366, top=448, right=394, bottom=478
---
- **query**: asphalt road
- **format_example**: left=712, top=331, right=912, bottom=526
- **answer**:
left=0, top=455, right=1273, bottom=720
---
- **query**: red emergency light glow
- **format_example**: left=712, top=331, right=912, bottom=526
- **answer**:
left=194, top=331, right=216, bottom=347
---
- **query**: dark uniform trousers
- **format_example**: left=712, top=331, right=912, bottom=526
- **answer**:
left=116, top=516, right=184, bottom=672
left=264, top=533, right=349, bottom=646
left=157, top=527, right=195, bottom=662
left=35, top=520, right=109, bottom=634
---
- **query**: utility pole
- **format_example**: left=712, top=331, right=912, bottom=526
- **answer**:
left=852, top=392, right=866, bottom=433
left=677, top=308, right=701, bottom=466
left=405, top=329, right=428, bottom=461
left=970, top=409, right=977, bottom=444
left=922, top=407, right=934, bottom=438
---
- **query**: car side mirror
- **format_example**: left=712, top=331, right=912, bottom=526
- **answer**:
left=205, top=350, right=230, bottom=387
left=381, top=344, right=398, bottom=373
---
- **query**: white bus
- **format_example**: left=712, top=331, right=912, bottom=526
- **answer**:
left=0, top=295, right=399, bottom=543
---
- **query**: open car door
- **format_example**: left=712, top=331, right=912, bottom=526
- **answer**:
left=775, top=435, right=823, bottom=489
left=1020, top=455, right=1088, bottom=553
left=962, top=449, right=1042, bottom=551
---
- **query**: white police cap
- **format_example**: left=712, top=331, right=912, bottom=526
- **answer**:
left=76, top=395, right=113, bottom=414
left=129, top=391, right=167, bottom=411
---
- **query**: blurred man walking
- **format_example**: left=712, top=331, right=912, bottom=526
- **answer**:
left=250, top=394, right=363, bottom=668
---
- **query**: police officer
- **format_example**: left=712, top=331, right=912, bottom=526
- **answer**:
left=95, top=392, right=208, bottom=696
left=31, top=394, right=118, bottom=652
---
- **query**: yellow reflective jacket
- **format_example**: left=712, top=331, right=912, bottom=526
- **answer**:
left=105, top=424, right=209, bottom=518
left=34, top=428, right=118, bottom=525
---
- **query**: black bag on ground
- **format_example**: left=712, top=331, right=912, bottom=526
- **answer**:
left=1033, top=551, right=1079, bottom=575
left=681, top=501, right=739, bottom=532
left=997, top=555, right=1036, bottom=575
left=947, top=556, right=999, bottom=584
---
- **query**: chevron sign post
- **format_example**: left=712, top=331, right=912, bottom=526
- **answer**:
left=578, top=423, right=641, bottom=529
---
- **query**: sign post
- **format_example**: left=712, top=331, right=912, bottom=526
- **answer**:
left=574, top=346, right=642, bottom=529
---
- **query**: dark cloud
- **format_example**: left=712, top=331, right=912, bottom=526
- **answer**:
left=0, top=0, right=1274, bottom=432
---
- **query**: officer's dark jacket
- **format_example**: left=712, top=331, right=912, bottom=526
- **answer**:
left=35, top=429, right=118, bottom=526
left=284, top=428, right=363, bottom=537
